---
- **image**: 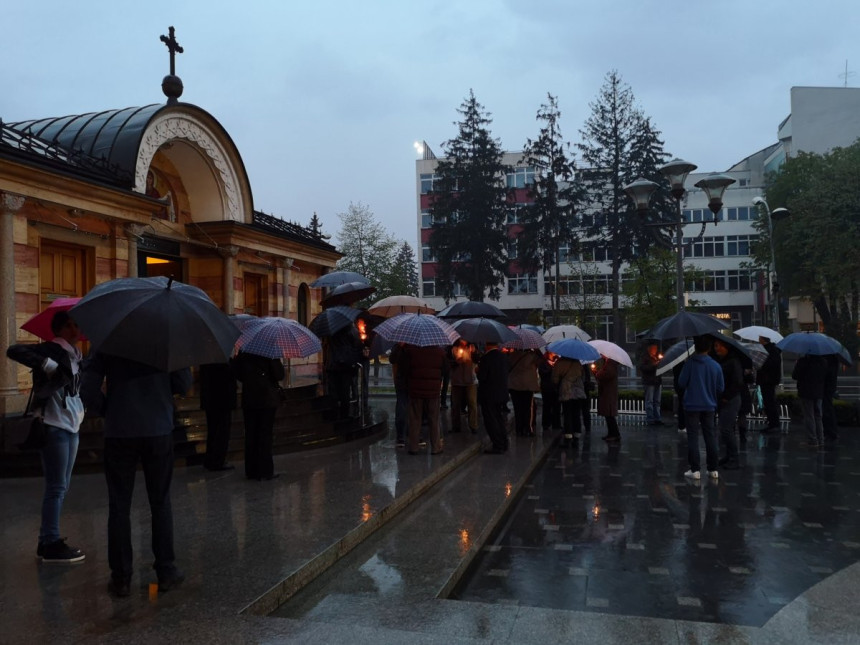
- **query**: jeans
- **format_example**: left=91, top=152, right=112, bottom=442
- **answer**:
left=686, top=410, right=719, bottom=472
left=450, top=384, right=478, bottom=432
left=800, top=398, right=824, bottom=445
left=104, top=435, right=176, bottom=580
left=717, top=395, right=742, bottom=462
left=644, top=384, right=662, bottom=422
left=407, top=397, right=441, bottom=452
left=39, top=426, right=80, bottom=544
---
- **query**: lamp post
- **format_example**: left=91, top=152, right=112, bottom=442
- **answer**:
left=752, top=196, right=789, bottom=332
left=624, top=159, right=735, bottom=313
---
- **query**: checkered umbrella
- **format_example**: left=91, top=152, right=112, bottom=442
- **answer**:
left=228, top=313, right=261, bottom=331
left=235, top=317, right=322, bottom=359
left=503, top=327, right=547, bottom=350
left=374, top=313, right=460, bottom=347
left=308, top=306, right=360, bottom=337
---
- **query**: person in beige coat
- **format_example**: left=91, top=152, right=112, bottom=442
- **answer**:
left=552, top=358, right=587, bottom=441
left=508, top=349, right=541, bottom=436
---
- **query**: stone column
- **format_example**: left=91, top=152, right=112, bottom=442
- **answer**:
left=0, top=193, right=25, bottom=399
left=218, top=245, right=239, bottom=313
left=282, top=259, right=294, bottom=318
left=124, top=223, right=147, bottom=277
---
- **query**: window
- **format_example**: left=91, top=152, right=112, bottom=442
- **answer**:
left=546, top=277, right=580, bottom=296
left=422, top=279, right=435, bottom=297
left=558, top=244, right=571, bottom=263
left=420, top=173, right=438, bottom=194
left=420, top=210, right=432, bottom=228
left=726, top=235, right=757, bottom=256
left=506, top=206, right=527, bottom=224
left=421, top=244, right=435, bottom=262
left=507, top=273, right=538, bottom=294
left=507, top=239, right=518, bottom=259
left=726, top=206, right=752, bottom=222
left=582, top=274, right=612, bottom=294
left=585, top=314, right=613, bottom=341
left=684, top=236, right=724, bottom=258
left=505, top=166, right=536, bottom=189
left=727, top=270, right=751, bottom=291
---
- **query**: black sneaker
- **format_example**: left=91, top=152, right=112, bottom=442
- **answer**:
left=157, top=568, right=185, bottom=592
left=40, top=538, right=85, bottom=564
left=108, top=576, right=131, bottom=597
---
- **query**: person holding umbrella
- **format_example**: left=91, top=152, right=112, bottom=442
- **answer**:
left=792, top=352, right=828, bottom=449
left=507, top=348, right=540, bottom=437
left=477, top=342, right=509, bottom=454
left=757, top=336, right=783, bottom=433
left=552, top=356, right=587, bottom=442
left=712, top=339, right=743, bottom=470
left=594, top=356, right=620, bottom=443
left=678, top=336, right=724, bottom=481
left=7, top=311, right=86, bottom=563
left=449, top=339, right=478, bottom=435
left=402, top=343, right=446, bottom=455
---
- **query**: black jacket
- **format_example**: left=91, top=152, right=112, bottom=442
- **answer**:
left=233, top=352, right=285, bottom=409
left=6, top=341, right=78, bottom=409
left=757, top=343, right=782, bottom=387
left=792, top=354, right=827, bottom=399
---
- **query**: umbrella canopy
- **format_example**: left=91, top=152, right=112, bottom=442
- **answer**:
left=368, top=295, right=435, bottom=317
left=320, top=281, right=377, bottom=308
left=310, top=271, right=370, bottom=288
left=707, top=332, right=755, bottom=369
left=734, top=325, right=783, bottom=343
left=543, top=324, right=591, bottom=343
left=236, top=317, right=322, bottom=359
left=647, top=311, right=728, bottom=340
left=368, top=333, right=396, bottom=357
left=71, top=276, right=239, bottom=372
left=503, top=327, right=547, bottom=351
left=513, top=323, right=545, bottom=334
left=656, top=339, right=695, bottom=376
left=777, top=332, right=843, bottom=356
left=228, top=313, right=260, bottom=331
left=545, top=338, right=601, bottom=362
left=374, top=313, right=460, bottom=347
left=587, top=339, right=633, bottom=368
left=436, top=301, right=506, bottom=320
left=21, top=297, right=88, bottom=342
left=738, top=340, right=769, bottom=369
left=451, top=318, right=519, bottom=345
left=308, top=306, right=360, bottom=337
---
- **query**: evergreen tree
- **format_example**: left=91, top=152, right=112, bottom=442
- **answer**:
left=387, top=242, right=420, bottom=297
left=334, top=202, right=397, bottom=303
left=577, top=70, right=672, bottom=342
left=518, top=93, right=584, bottom=321
left=428, top=91, right=510, bottom=301
left=308, top=211, right=329, bottom=240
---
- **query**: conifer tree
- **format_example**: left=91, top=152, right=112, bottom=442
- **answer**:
left=428, top=91, right=510, bottom=301
left=335, top=202, right=397, bottom=302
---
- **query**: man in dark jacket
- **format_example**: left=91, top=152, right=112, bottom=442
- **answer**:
left=757, top=336, right=782, bottom=432
left=792, top=353, right=828, bottom=448
left=713, top=339, right=743, bottom=470
left=678, top=336, right=724, bottom=480
left=326, top=325, right=362, bottom=419
left=81, top=354, right=192, bottom=597
left=199, top=361, right=237, bottom=471
left=477, top=342, right=509, bottom=454
left=402, top=344, right=446, bottom=455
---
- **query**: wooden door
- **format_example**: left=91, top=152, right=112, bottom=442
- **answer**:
left=40, top=241, right=86, bottom=307
left=243, top=273, right=267, bottom=316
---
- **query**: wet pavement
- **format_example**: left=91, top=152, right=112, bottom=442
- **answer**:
left=454, top=417, right=860, bottom=627
left=1, top=399, right=859, bottom=644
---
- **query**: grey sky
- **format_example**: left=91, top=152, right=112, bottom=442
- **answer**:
left=3, top=1, right=857, bottom=250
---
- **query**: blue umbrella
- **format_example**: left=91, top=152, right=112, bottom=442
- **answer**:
left=374, top=313, right=460, bottom=347
left=545, top=338, right=601, bottom=362
left=236, top=317, right=322, bottom=359
left=777, top=332, right=843, bottom=356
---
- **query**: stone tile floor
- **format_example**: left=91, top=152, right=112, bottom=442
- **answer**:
left=454, top=417, right=860, bottom=627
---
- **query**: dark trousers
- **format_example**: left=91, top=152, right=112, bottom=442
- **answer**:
left=203, top=406, right=232, bottom=469
left=541, top=388, right=561, bottom=429
left=686, top=410, right=719, bottom=472
left=481, top=399, right=508, bottom=451
left=509, top=390, right=535, bottom=436
left=675, top=387, right=686, bottom=430
left=604, top=416, right=620, bottom=438
left=761, top=383, right=780, bottom=428
left=328, top=369, right=353, bottom=419
left=562, top=398, right=588, bottom=435
left=243, top=407, right=276, bottom=479
left=822, top=395, right=838, bottom=440
left=104, top=435, right=176, bottom=580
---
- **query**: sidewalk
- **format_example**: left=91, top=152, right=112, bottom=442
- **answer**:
left=1, top=399, right=859, bottom=644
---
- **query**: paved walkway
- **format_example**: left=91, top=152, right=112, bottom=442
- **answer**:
left=1, top=400, right=859, bottom=644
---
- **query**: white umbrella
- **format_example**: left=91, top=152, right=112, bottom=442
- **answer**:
left=368, top=295, right=435, bottom=317
left=588, top=339, right=633, bottom=368
left=734, top=326, right=783, bottom=343
left=543, top=324, right=591, bottom=343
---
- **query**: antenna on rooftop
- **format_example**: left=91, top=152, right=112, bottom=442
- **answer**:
left=839, top=59, right=855, bottom=88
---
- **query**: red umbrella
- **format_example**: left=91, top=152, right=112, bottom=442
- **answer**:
left=21, top=297, right=87, bottom=341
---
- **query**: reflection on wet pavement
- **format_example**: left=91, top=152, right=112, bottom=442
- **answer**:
left=453, top=420, right=860, bottom=626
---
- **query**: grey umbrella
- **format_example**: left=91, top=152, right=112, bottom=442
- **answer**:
left=71, top=276, right=239, bottom=372
left=437, top=301, right=506, bottom=320
left=648, top=311, right=728, bottom=340
left=310, top=271, right=370, bottom=288
left=450, top=318, right=519, bottom=345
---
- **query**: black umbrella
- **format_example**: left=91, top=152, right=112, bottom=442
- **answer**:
left=310, top=271, right=370, bottom=288
left=71, top=276, right=239, bottom=372
left=647, top=311, right=728, bottom=340
left=308, top=305, right=360, bottom=337
left=320, top=281, right=377, bottom=307
left=437, top=301, right=506, bottom=320
left=656, top=339, right=695, bottom=376
left=450, top=318, right=518, bottom=344
left=707, top=332, right=754, bottom=369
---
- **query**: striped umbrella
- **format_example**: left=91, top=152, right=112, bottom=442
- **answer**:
left=503, top=327, right=547, bottom=350
left=374, top=313, right=459, bottom=347
left=235, top=317, right=321, bottom=359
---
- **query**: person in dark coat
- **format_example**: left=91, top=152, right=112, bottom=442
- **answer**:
left=388, top=342, right=409, bottom=447
left=477, top=342, right=509, bottom=454
left=402, top=344, right=446, bottom=455
left=678, top=336, right=724, bottom=480
left=594, top=357, right=619, bottom=442
left=792, top=353, right=828, bottom=448
left=326, top=325, right=363, bottom=419
left=232, top=351, right=285, bottom=480
left=639, top=342, right=663, bottom=425
left=757, top=336, right=782, bottom=432
left=712, top=339, right=743, bottom=470
left=199, top=362, right=237, bottom=471
left=7, top=311, right=86, bottom=563
left=821, top=354, right=840, bottom=442
left=81, top=353, right=192, bottom=597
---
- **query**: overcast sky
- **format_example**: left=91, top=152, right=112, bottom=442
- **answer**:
left=3, top=1, right=857, bottom=250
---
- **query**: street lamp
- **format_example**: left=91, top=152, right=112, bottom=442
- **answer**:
left=624, top=159, right=735, bottom=312
left=752, top=196, right=790, bottom=331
